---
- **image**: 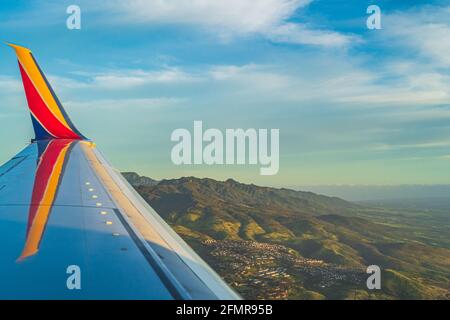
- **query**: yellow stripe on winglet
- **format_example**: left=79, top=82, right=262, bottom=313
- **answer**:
left=6, top=43, right=72, bottom=131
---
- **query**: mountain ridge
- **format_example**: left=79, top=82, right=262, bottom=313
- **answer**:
left=122, top=172, right=450, bottom=299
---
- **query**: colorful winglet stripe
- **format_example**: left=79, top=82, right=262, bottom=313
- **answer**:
left=18, top=140, right=74, bottom=261
left=7, top=43, right=86, bottom=140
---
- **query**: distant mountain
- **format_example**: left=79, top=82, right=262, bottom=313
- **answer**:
left=121, top=172, right=159, bottom=187
left=124, top=175, right=450, bottom=300
left=297, top=184, right=450, bottom=202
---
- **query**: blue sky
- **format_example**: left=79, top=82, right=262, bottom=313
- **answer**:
left=0, top=0, right=449, bottom=187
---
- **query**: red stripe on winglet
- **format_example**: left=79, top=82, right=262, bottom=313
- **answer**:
left=18, top=62, right=80, bottom=139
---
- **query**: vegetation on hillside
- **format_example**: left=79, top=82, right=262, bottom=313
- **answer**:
left=124, top=173, right=450, bottom=300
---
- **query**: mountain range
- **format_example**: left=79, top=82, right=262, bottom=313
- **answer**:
left=123, top=173, right=450, bottom=299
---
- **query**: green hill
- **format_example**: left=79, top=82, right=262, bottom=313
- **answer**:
left=124, top=173, right=450, bottom=300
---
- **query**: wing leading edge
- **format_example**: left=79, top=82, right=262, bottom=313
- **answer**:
left=0, top=44, right=239, bottom=299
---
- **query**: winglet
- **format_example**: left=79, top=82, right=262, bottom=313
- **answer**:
left=6, top=42, right=31, bottom=53
left=7, top=43, right=86, bottom=140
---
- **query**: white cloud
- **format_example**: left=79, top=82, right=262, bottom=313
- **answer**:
left=336, top=83, right=450, bottom=107
left=206, top=59, right=450, bottom=109
left=105, top=0, right=309, bottom=32
left=337, top=6, right=450, bottom=108
left=0, top=0, right=355, bottom=47
left=51, top=57, right=450, bottom=112
left=0, top=76, right=21, bottom=92
left=99, top=0, right=352, bottom=47
left=65, top=97, right=184, bottom=109
left=47, top=68, right=200, bottom=92
left=209, top=64, right=290, bottom=90
left=371, top=141, right=450, bottom=151
left=268, top=22, right=355, bottom=47
left=90, top=68, right=200, bottom=89
left=384, top=6, right=450, bottom=67
left=47, top=75, right=90, bottom=90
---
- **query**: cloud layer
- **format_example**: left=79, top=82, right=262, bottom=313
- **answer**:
left=100, top=0, right=352, bottom=46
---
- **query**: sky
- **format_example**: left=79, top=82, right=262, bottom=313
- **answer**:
left=0, top=0, right=449, bottom=187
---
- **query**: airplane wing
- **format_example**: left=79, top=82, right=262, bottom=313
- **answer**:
left=0, top=44, right=239, bottom=300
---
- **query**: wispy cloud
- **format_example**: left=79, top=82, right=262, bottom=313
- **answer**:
left=384, top=6, right=450, bottom=67
left=335, top=5, right=450, bottom=108
left=48, top=56, right=450, bottom=113
left=0, top=0, right=356, bottom=47
left=267, top=22, right=355, bottom=47
left=99, top=0, right=353, bottom=47
left=104, top=0, right=309, bottom=32
left=0, top=76, right=21, bottom=92
left=208, top=64, right=291, bottom=92
left=65, top=97, right=185, bottom=109
left=47, top=67, right=200, bottom=92
left=209, top=59, right=450, bottom=109
left=371, top=141, right=450, bottom=151
left=89, top=68, right=200, bottom=89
